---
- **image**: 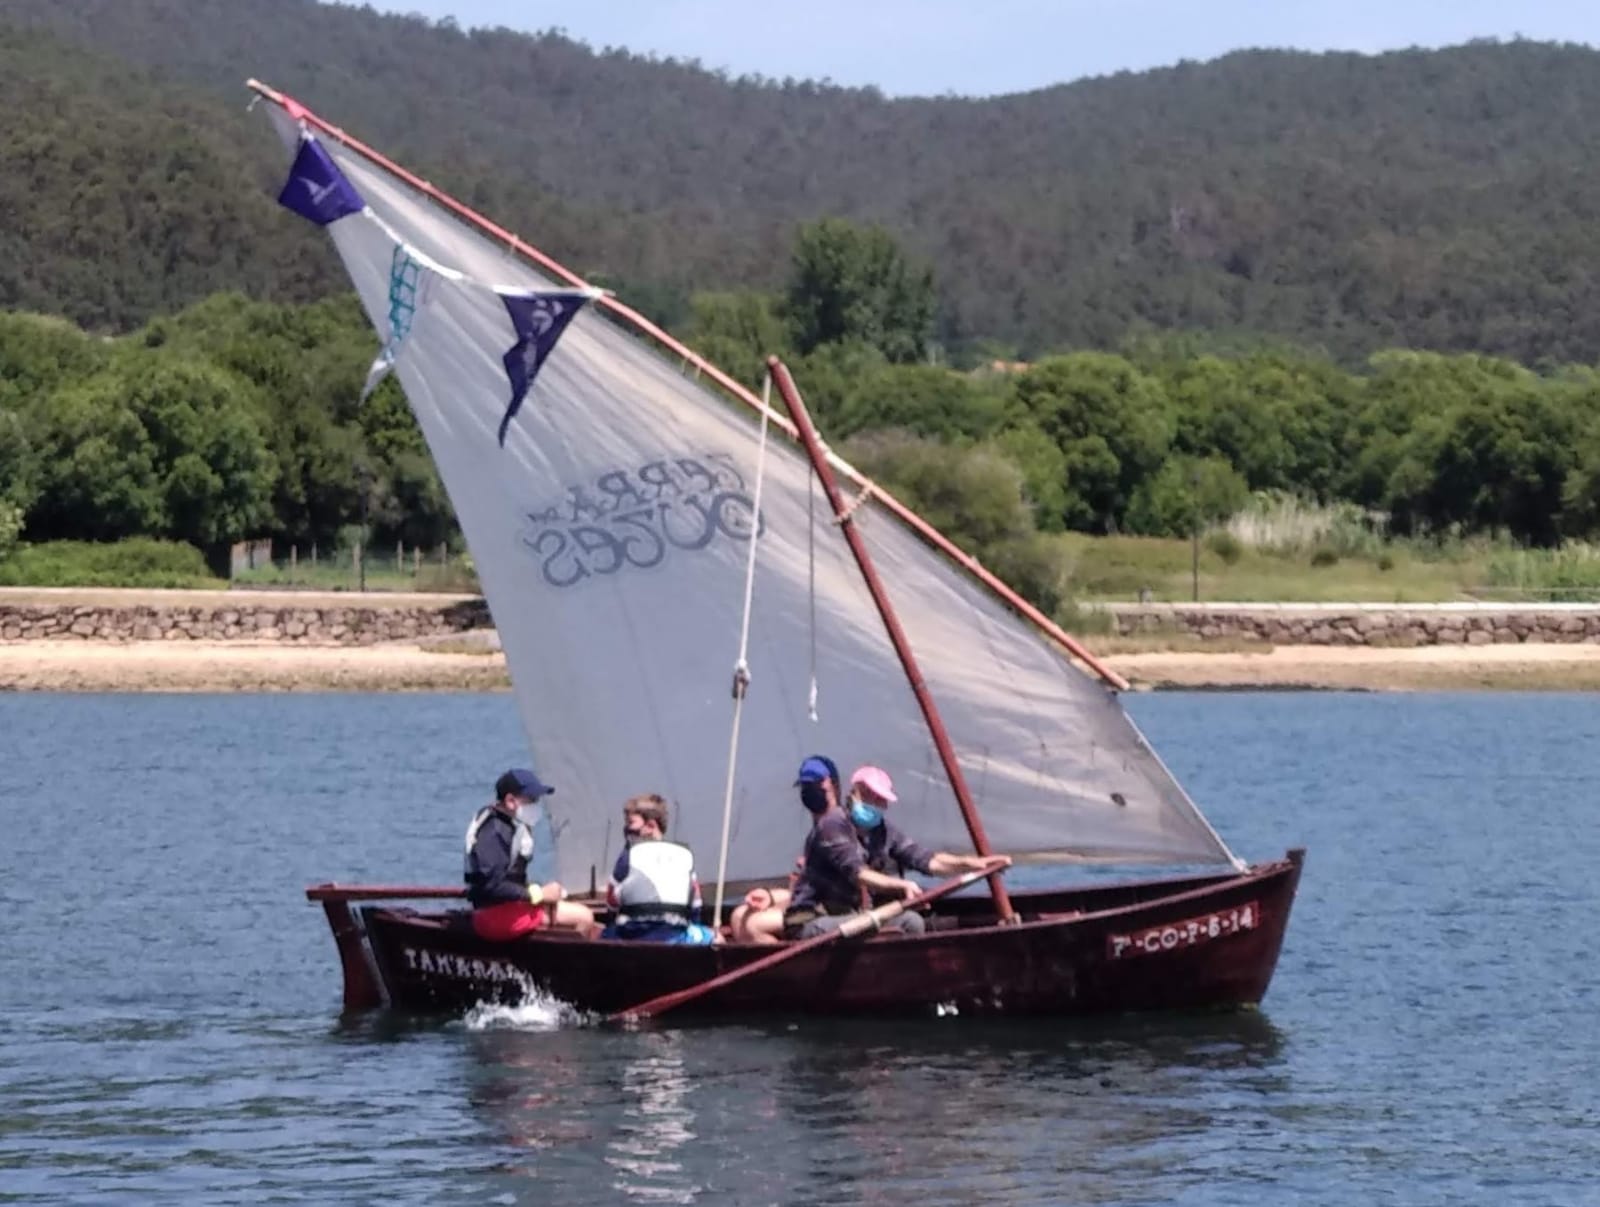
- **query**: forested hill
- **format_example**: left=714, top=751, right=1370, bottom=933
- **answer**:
left=9, top=1, right=1600, bottom=364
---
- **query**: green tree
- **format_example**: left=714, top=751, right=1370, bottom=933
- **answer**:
left=992, top=423, right=1071, bottom=531
left=122, top=352, right=279, bottom=547
left=1336, top=351, right=1471, bottom=509
left=1008, top=353, right=1173, bottom=532
left=841, top=429, right=1032, bottom=554
left=1158, top=351, right=1354, bottom=500
left=681, top=290, right=792, bottom=389
left=0, top=499, right=21, bottom=560
left=27, top=376, right=164, bottom=541
left=24, top=349, right=279, bottom=548
left=148, top=293, right=452, bottom=549
left=786, top=218, right=936, bottom=363
left=1125, top=455, right=1250, bottom=537
left=0, top=311, right=107, bottom=410
left=0, top=408, right=41, bottom=516
left=830, top=363, right=1007, bottom=441
left=1385, top=373, right=1579, bottom=545
left=788, top=339, right=890, bottom=433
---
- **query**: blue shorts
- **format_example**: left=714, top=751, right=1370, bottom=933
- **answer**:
left=603, top=920, right=717, bottom=946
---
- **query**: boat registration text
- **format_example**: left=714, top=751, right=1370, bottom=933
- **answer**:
left=1107, top=902, right=1259, bottom=959
left=401, top=946, right=522, bottom=983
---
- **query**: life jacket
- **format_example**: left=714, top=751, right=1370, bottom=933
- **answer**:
left=463, top=804, right=534, bottom=884
left=614, top=839, right=696, bottom=923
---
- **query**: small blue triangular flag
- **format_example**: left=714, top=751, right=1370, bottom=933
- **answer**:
left=277, top=135, right=365, bottom=226
left=497, top=291, right=594, bottom=445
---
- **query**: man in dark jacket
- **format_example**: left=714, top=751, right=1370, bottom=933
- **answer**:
left=465, top=767, right=597, bottom=940
left=782, top=756, right=925, bottom=940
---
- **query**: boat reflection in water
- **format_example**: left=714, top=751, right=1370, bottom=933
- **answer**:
left=603, top=1033, right=700, bottom=1204
left=452, top=1010, right=1287, bottom=1204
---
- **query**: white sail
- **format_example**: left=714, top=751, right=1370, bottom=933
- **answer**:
left=260, top=95, right=1239, bottom=892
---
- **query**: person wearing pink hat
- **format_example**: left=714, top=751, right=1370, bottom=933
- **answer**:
left=782, top=756, right=932, bottom=940
left=845, top=764, right=1012, bottom=936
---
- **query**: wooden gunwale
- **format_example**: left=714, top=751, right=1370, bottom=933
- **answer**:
left=346, top=852, right=1300, bottom=1016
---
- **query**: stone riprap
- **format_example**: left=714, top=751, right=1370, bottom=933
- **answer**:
left=1105, top=602, right=1600, bottom=646
left=7, top=593, right=1600, bottom=649
left=0, top=591, right=490, bottom=644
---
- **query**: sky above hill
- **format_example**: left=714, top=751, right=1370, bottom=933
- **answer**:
left=365, top=0, right=1600, bottom=96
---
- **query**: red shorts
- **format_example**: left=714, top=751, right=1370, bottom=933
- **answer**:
left=472, top=899, right=552, bottom=941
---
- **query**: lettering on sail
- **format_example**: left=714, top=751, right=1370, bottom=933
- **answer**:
left=402, top=946, right=522, bottom=983
left=519, top=452, right=763, bottom=589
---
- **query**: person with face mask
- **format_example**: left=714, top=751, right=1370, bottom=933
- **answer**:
left=727, top=758, right=836, bottom=944
left=602, top=794, right=717, bottom=945
left=465, top=767, right=599, bottom=940
left=844, top=765, right=1011, bottom=936
left=782, top=755, right=928, bottom=940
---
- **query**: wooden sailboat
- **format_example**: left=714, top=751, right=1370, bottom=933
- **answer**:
left=253, top=78, right=1304, bottom=1019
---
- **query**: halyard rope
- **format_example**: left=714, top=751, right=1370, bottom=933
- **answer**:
left=712, top=371, right=776, bottom=926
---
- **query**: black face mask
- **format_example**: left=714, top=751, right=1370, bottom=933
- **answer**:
left=625, top=827, right=647, bottom=844
left=799, top=782, right=831, bottom=815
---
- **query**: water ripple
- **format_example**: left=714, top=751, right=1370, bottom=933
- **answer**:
left=2, top=692, right=1599, bottom=1204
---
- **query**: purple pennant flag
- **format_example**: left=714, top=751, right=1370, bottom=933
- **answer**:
left=498, top=291, right=594, bottom=445
left=276, top=135, right=365, bottom=226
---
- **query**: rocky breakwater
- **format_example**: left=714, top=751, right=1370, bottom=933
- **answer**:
left=0, top=590, right=491, bottom=645
left=1106, top=602, right=1600, bottom=646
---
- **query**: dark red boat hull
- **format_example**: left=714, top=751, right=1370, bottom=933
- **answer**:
left=312, top=851, right=1303, bottom=1018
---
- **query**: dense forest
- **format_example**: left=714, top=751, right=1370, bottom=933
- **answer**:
left=9, top=3, right=1600, bottom=364
left=7, top=216, right=1600, bottom=605
left=9, top=2, right=1600, bottom=601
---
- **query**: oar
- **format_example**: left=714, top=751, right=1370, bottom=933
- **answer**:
left=607, top=862, right=1004, bottom=1023
left=305, top=884, right=465, bottom=902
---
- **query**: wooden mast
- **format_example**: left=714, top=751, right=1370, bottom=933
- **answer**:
left=769, top=357, right=1017, bottom=923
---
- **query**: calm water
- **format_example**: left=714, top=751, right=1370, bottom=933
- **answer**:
left=2, top=691, right=1598, bottom=1205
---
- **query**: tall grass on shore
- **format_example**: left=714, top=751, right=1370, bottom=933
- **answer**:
left=1222, top=492, right=1388, bottom=559
left=1043, top=494, right=1490, bottom=607
left=1480, top=544, right=1600, bottom=601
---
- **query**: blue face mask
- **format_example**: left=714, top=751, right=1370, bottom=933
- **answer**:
left=849, top=801, right=884, bottom=830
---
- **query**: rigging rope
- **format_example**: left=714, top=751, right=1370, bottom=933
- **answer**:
left=807, top=462, right=819, bottom=723
left=834, top=479, right=876, bottom=525
left=711, top=371, right=776, bottom=927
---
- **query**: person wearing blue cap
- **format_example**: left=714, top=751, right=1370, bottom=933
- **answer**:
left=783, top=754, right=926, bottom=940
left=464, top=767, right=598, bottom=941
left=727, top=755, right=837, bottom=944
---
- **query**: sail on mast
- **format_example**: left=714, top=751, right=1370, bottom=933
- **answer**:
left=253, top=82, right=1243, bottom=889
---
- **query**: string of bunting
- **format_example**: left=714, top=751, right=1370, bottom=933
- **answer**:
left=274, top=127, right=599, bottom=444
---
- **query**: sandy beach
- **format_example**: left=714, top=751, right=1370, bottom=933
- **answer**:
left=1105, top=641, right=1600, bottom=691
left=6, top=635, right=1600, bottom=692
left=0, top=639, right=512, bottom=692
